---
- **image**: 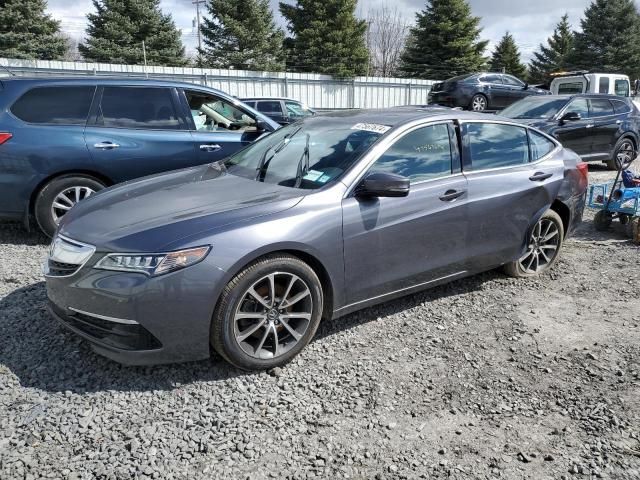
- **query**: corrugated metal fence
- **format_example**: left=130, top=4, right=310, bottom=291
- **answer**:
left=0, top=58, right=436, bottom=110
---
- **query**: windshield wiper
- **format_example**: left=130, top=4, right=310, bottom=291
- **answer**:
left=294, top=133, right=311, bottom=188
left=255, top=126, right=302, bottom=182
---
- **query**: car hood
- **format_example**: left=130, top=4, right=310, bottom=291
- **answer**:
left=58, top=163, right=305, bottom=252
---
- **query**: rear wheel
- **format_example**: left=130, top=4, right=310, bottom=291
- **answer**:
left=211, top=254, right=323, bottom=371
left=504, top=210, right=564, bottom=278
left=34, top=175, right=105, bottom=237
left=470, top=94, right=488, bottom=112
left=606, top=137, right=635, bottom=170
left=593, top=210, right=613, bottom=231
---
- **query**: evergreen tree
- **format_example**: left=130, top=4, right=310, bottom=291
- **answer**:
left=200, top=0, right=284, bottom=71
left=0, top=0, right=68, bottom=60
left=79, top=0, right=186, bottom=66
left=528, top=14, right=574, bottom=83
left=489, top=32, right=527, bottom=78
left=280, top=0, right=368, bottom=78
left=399, top=0, right=487, bottom=79
left=568, top=0, right=640, bottom=80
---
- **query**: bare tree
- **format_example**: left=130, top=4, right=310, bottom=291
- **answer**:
left=366, top=4, right=409, bottom=77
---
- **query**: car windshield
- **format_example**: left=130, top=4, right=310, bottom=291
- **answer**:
left=224, top=117, right=386, bottom=189
left=501, top=98, right=569, bottom=119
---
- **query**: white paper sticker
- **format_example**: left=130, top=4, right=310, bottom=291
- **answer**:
left=303, top=170, right=324, bottom=182
left=351, top=123, right=391, bottom=134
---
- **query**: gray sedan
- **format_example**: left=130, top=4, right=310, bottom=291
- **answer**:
left=44, top=108, right=588, bottom=371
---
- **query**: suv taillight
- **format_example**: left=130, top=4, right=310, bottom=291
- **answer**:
left=0, top=133, right=12, bottom=145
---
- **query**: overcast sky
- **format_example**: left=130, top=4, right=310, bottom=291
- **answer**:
left=47, top=0, right=609, bottom=63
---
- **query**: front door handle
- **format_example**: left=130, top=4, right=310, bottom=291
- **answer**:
left=529, top=172, right=553, bottom=182
left=94, top=141, right=120, bottom=149
left=439, top=189, right=466, bottom=201
left=200, top=144, right=222, bottom=152
left=586, top=124, right=595, bottom=129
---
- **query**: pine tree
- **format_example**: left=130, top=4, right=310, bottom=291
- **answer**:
left=280, top=0, right=368, bottom=78
left=399, top=0, right=487, bottom=79
left=489, top=32, right=527, bottom=78
left=200, top=0, right=284, bottom=71
left=528, top=14, right=574, bottom=83
left=0, top=0, right=68, bottom=60
left=79, top=0, right=186, bottom=66
left=569, top=0, right=640, bottom=80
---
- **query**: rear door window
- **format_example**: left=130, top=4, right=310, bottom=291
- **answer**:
left=589, top=98, right=615, bottom=116
left=481, top=74, right=502, bottom=84
left=529, top=130, right=556, bottom=160
left=256, top=101, right=284, bottom=116
left=466, top=123, right=529, bottom=169
left=97, top=87, right=181, bottom=130
left=11, top=86, right=95, bottom=125
left=370, top=123, right=453, bottom=183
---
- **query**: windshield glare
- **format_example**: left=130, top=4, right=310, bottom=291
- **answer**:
left=224, top=118, right=384, bottom=189
left=501, top=98, right=568, bottom=119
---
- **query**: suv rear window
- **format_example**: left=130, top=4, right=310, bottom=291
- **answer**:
left=612, top=99, right=631, bottom=114
left=97, top=87, right=181, bottom=130
left=11, top=86, right=95, bottom=125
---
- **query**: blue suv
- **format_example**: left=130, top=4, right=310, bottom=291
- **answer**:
left=0, top=77, right=280, bottom=236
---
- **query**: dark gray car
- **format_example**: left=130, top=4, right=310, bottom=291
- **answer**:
left=44, top=108, right=588, bottom=371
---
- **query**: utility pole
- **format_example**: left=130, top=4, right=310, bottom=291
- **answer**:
left=193, top=0, right=205, bottom=52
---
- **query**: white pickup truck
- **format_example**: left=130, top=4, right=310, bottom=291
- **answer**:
left=549, top=72, right=631, bottom=97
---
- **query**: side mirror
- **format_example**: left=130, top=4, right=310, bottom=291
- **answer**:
left=524, top=82, right=529, bottom=90
left=560, top=111, right=581, bottom=124
left=356, top=172, right=410, bottom=198
left=256, top=120, right=271, bottom=132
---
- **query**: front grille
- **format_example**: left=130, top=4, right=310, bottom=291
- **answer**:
left=51, top=303, right=162, bottom=351
left=47, top=259, right=80, bottom=276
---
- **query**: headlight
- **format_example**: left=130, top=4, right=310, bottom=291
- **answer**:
left=94, top=246, right=211, bottom=276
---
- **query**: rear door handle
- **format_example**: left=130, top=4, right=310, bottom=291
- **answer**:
left=94, top=141, right=120, bottom=149
left=439, top=189, right=466, bottom=201
left=529, top=172, right=553, bottom=182
left=200, top=144, right=221, bottom=152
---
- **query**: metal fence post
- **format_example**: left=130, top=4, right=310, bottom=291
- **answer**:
left=284, top=74, right=288, bottom=98
left=406, top=82, right=412, bottom=105
left=351, top=79, right=356, bottom=109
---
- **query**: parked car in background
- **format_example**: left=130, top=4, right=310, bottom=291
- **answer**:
left=0, top=77, right=280, bottom=236
left=428, top=72, right=548, bottom=112
left=44, top=108, right=587, bottom=370
left=501, top=94, right=640, bottom=169
left=549, top=71, right=631, bottom=97
left=241, top=97, right=316, bottom=125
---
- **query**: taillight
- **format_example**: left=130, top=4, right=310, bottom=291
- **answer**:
left=577, top=162, right=588, bottom=189
left=0, top=133, right=12, bottom=145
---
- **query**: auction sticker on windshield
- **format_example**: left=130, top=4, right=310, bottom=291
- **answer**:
left=351, top=123, right=391, bottom=134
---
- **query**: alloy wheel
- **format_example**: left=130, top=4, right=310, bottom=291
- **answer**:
left=51, top=186, right=95, bottom=224
left=471, top=95, right=487, bottom=111
left=233, top=272, right=313, bottom=359
left=616, top=140, right=635, bottom=170
left=518, top=218, right=560, bottom=274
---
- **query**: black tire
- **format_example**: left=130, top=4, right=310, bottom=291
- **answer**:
left=34, top=175, right=106, bottom=237
left=470, top=94, right=488, bottom=112
left=593, top=210, right=613, bottom=231
left=504, top=209, right=564, bottom=278
left=606, top=137, right=636, bottom=170
left=211, top=254, right=323, bottom=371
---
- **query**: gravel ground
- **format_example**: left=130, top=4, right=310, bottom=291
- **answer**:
left=0, top=166, right=639, bottom=480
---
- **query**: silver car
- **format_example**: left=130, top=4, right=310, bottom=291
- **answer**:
left=44, top=108, right=588, bottom=371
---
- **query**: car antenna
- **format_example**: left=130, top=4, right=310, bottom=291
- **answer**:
left=0, top=64, right=15, bottom=76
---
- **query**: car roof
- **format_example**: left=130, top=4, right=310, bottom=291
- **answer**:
left=309, top=107, right=510, bottom=128
left=0, top=76, right=227, bottom=94
left=241, top=97, right=302, bottom=102
left=529, top=93, right=630, bottom=101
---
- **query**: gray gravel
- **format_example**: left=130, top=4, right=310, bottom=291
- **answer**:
left=1, top=166, right=639, bottom=479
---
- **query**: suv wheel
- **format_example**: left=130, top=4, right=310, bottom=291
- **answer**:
left=35, top=175, right=105, bottom=237
left=211, top=254, right=323, bottom=370
left=607, top=137, right=635, bottom=170
left=504, top=210, right=564, bottom=278
left=470, top=94, right=488, bottom=112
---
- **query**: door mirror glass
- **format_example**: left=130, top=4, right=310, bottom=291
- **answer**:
left=255, top=119, right=271, bottom=132
left=357, top=172, right=410, bottom=198
left=560, top=111, right=581, bottom=123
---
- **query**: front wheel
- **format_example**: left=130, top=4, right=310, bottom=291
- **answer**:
left=211, top=254, right=323, bottom=371
left=606, top=138, right=635, bottom=170
left=470, top=94, right=488, bottom=112
left=504, top=210, right=564, bottom=278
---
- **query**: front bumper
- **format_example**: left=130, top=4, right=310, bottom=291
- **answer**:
left=45, top=254, right=227, bottom=365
